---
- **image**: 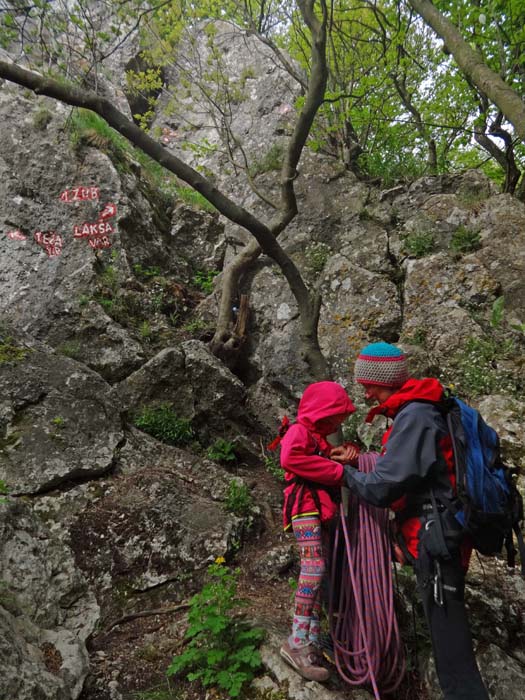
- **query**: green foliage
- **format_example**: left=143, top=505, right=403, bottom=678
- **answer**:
left=304, top=243, right=331, bottom=275
left=32, top=107, right=53, bottom=130
left=402, top=230, right=435, bottom=258
left=0, top=337, right=28, bottom=365
left=452, top=336, right=516, bottom=397
left=263, top=453, right=284, bottom=482
left=133, top=404, right=194, bottom=446
left=490, top=296, right=505, bottom=329
left=167, top=560, right=264, bottom=698
left=194, top=270, right=216, bottom=294
left=224, top=479, right=253, bottom=517
left=0, top=479, right=8, bottom=504
left=139, top=320, right=153, bottom=340
left=193, top=270, right=219, bottom=295
left=207, top=438, right=237, bottom=464
left=174, top=186, right=216, bottom=212
left=133, top=263, right=162, bottom=279
left=249, top=143, right=284, bottom=177
left=57, top=340, right=82, bottom=359
left=183, top=318, right=210, bottom=335
left=406, top=327, right=427, bottom=346
left=69, top=109, right=128, bottom=155
left=450, top=226, right=481, bottom=254
left=51, top=416, right=65, bottom=428
left=98, top=264, right=120, bottom=295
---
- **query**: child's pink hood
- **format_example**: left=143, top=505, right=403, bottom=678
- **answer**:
left=297, top=381, right=355, bottom=433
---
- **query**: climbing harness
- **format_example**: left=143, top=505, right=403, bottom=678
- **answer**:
left=328, top=452, right=405, bottom=698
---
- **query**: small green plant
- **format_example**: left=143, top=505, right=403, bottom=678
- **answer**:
left=167, top=559, right=264, bottom=698
left=263, top=452, right=284, bottom=482
left=450, top=225, right=481, bottom=254
left=134, top=404, right=194, bottom=446
left=452, top=335, right=516, bottom=396
left=133, top=263, right=161, bottom=279
left=305, top=243, right=331, bottom=275
left=249, top=142, right=283, bottom=177
left=490, top=296, right=505, bottom=329
left=139, top=320, right=153, bottom=340
left=402, top=230, right=435, bottom=258
left=98, top=264, right=119, bottom=293
left=33, top=106, right=53, bottom=130
left=406, top=327, right=427, bottom=346
left=175, top=185, right=216, bottom=212
left=183, top=318, right=210, bottom=335
left=69, top=108, right=128, bottom=155
left=207, top=438, right=237, bottom=464
left=0, top=337, right=28, bottom=365
left=193, top=270, right=219, bottom=295
left=224, top=479, right=253, bottom=517
left=51, top=416, right=65, bottom=428
left=57, top=340, right=82, bottom=359
left=78, top=295, right=90, bottom=307
left=0, top=479, right=8, bottom=504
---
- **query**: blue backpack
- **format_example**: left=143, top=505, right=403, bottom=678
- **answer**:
left=444, top=396, right=524, bottom=572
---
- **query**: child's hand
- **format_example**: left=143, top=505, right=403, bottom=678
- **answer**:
left=330, top=443, right=360, bottom=465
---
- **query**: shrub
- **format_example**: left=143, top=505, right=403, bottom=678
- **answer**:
left=193, top=270, right=218, bottom=295
left=207, top=438, right=237, bottom=464
left=401, top=230, right=435, bottom=258
left=452, top=336, right=516, bottom=397
left=133, top=405, right=194, bottom=445
left=263, top=453, right=284, bottom=482
left=0, top=338, right=28, bottom=365
left=0, top=479, right=8, bottom=504
left=133, top=263, right=161, bottom=279
left=167, top=559, right=264, bottom=698
left=224, top=479, right=253, bottom=517
left=450, top=225, right=481, bottom=254
left=305, top=243, right=331, bottom=275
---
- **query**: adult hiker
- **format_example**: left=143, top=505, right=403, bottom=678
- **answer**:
left=269, top=381, right=359, bottom=683
left=331, top=342, right=490, bottom=700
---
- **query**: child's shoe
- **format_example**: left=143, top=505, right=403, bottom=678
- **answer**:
left=279, top=640, right=330, bottom=682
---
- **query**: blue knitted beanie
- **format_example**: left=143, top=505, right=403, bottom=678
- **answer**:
left=354, top=342, right=409, bottom=387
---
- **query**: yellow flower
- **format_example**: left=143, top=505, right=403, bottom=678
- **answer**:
left=215, top=556, right=226, bottom=564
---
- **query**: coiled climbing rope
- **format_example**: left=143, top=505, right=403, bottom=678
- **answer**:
left=328, top=452, right=405, bottom=698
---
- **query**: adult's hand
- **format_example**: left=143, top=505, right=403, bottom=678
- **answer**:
left=331, top=443, right=360, bottom=465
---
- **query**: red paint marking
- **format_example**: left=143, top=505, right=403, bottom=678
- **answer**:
left=6, top=229, right=27, bottom=241
left=88, top=236, right=112, bottom=249
left=73, top=221, right=114, bottom=238
left=59, top=187, right=100, bottom=202
left=34, top=231, right=63, bottom=257
left=97, top=203, right=117, bottom=220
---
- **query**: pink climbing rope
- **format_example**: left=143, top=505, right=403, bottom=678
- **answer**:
left=328, top=452, right=405, bottom=698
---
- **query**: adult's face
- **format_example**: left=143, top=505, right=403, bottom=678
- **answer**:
left=361, top=383, right=396, bottom=405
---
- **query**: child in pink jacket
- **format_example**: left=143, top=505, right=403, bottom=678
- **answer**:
left=271, top=381, right=359, bottom=682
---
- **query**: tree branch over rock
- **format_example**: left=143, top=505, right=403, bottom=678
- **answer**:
left=0, top=2, right=331, bottom=379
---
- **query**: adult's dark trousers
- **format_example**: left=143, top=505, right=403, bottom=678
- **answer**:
left=414, top=553, right=490, bottom=700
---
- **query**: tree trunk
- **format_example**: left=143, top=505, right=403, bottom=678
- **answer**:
left=408, top=0, right=525, bottom=144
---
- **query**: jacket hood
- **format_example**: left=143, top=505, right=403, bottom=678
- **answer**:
left=297, top=381, right=355, bottom=433
left=365, top=377, right=444, bottom=423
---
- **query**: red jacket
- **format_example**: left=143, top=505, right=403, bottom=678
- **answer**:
left=280, top=382, right=355, bottom=530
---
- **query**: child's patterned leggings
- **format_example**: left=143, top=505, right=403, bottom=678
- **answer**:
left=290, top=514, right=329, bottom=647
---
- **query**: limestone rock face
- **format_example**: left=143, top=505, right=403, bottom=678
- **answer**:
left=0, top=338, right=123, bottom=494
left=0, top=500, right=97, bottom=700
left=69, top=429, right=248, bottom=595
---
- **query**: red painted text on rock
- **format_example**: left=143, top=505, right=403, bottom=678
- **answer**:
left=6, top=229, right=27, bottom=241
left=34, top=231, right=63, bottom=257
left=73, top=221, right=115, bottom=238
left=59, top=187, right=100, bottom=203
left=88, top=236, right=112, bottom=249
